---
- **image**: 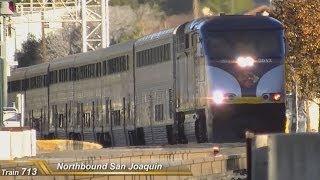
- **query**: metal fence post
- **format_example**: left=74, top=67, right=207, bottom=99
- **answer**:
left=246, top=131, right=254, bottom=180
left=0, top=58, right=3, bottom=127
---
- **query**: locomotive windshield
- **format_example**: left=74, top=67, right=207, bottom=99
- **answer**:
left=204, top=30, right=284, bottom=60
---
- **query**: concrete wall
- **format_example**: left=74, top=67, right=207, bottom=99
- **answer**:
left=0, top=128, right=36, bottom=160
left=252, top=133, right=320, bottom=180
left=0, top=146, right=246, bottom=179
left=37, top=140, right=102, bottom=152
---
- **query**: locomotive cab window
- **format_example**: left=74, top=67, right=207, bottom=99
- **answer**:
left=204, top=30, right=283, bottom=60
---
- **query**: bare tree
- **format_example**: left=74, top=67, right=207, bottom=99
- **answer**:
left=44, top=4, right=165, bottom=54
left=134, top=4, right=165, bottom=34
left=45, top=23, right=82, bottom=61
left=16, top=4, right=165, bottom=64
left=109, top=4, right=165, bottom=43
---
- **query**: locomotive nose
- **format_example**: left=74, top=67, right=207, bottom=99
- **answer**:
left=209, top=104, right=286, bottom=143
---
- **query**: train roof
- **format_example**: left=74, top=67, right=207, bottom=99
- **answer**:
left=181, top=15, right=283, bottom=34
left=135, top=28, right=174, bottom=46
left=74, top=40, right=134, bottom=66
left=25, top=62, right=49, bottom=78
left=199, top=15, right=283, bottom=31
left=184, top=17, right=209, bottom=33
left=74, top=48, right=105, bottom=66
left=50, top=54, right=77, bottom=70
left=8, top=67, right=28, bottom=81
left=106, top=39, right=134, bottom=53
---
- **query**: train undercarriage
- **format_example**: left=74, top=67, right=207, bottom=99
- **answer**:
left=208, top=103, right=286, bottom=143
left=35, top=103, right=286, bottom=146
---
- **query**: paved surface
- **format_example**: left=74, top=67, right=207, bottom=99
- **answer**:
left=1, top=143, right=247, bottom=180
left=32, top=143, right=245, bottom=160
left=34, top=143, right=242, bottom=154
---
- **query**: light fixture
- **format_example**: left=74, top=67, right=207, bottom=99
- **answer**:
left=212, top=90, right=224, bottom=104
left=236, top=56, right=254, bottom=68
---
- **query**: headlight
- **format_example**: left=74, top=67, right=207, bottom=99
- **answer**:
left=262, top=93, right=282, bottom=101
left=212, top=90, right=224, bottom=104
left=236, top=56, right=254, bottom=67
left=272, top=93, right=281, bottom=101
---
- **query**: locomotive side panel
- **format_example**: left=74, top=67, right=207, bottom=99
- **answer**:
left=174, top=31, right=208, bottom=143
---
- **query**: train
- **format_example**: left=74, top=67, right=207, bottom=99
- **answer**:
left=7, top=14, right=286, bottom=146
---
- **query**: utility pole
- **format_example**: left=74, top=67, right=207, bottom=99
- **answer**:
left=101, top=0, right=106, bottom=48
left=101, top=0, right=109, bottom=48
left=106, top=0, right=109, bottom=47
left=0, top=0, right=14, bottom=126
left=81, top=0, right=87, bottom=52
left=15, top=0, right=110, bottom=52
left=0, top=57, right=3, bottom=126
left=1, top=16, right=7, bottom=107
left=230, top=0, right=235, bottom=14
left=41, top=7, right=47, bottom=62
left=294, top=80, right=299, bottom=132
left=193, top=0, right=200, bottom=19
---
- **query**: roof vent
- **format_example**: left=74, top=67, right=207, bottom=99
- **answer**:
left=256, top=11, right=269, bottom=16
left=262, top=11, right=269, bottom=16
